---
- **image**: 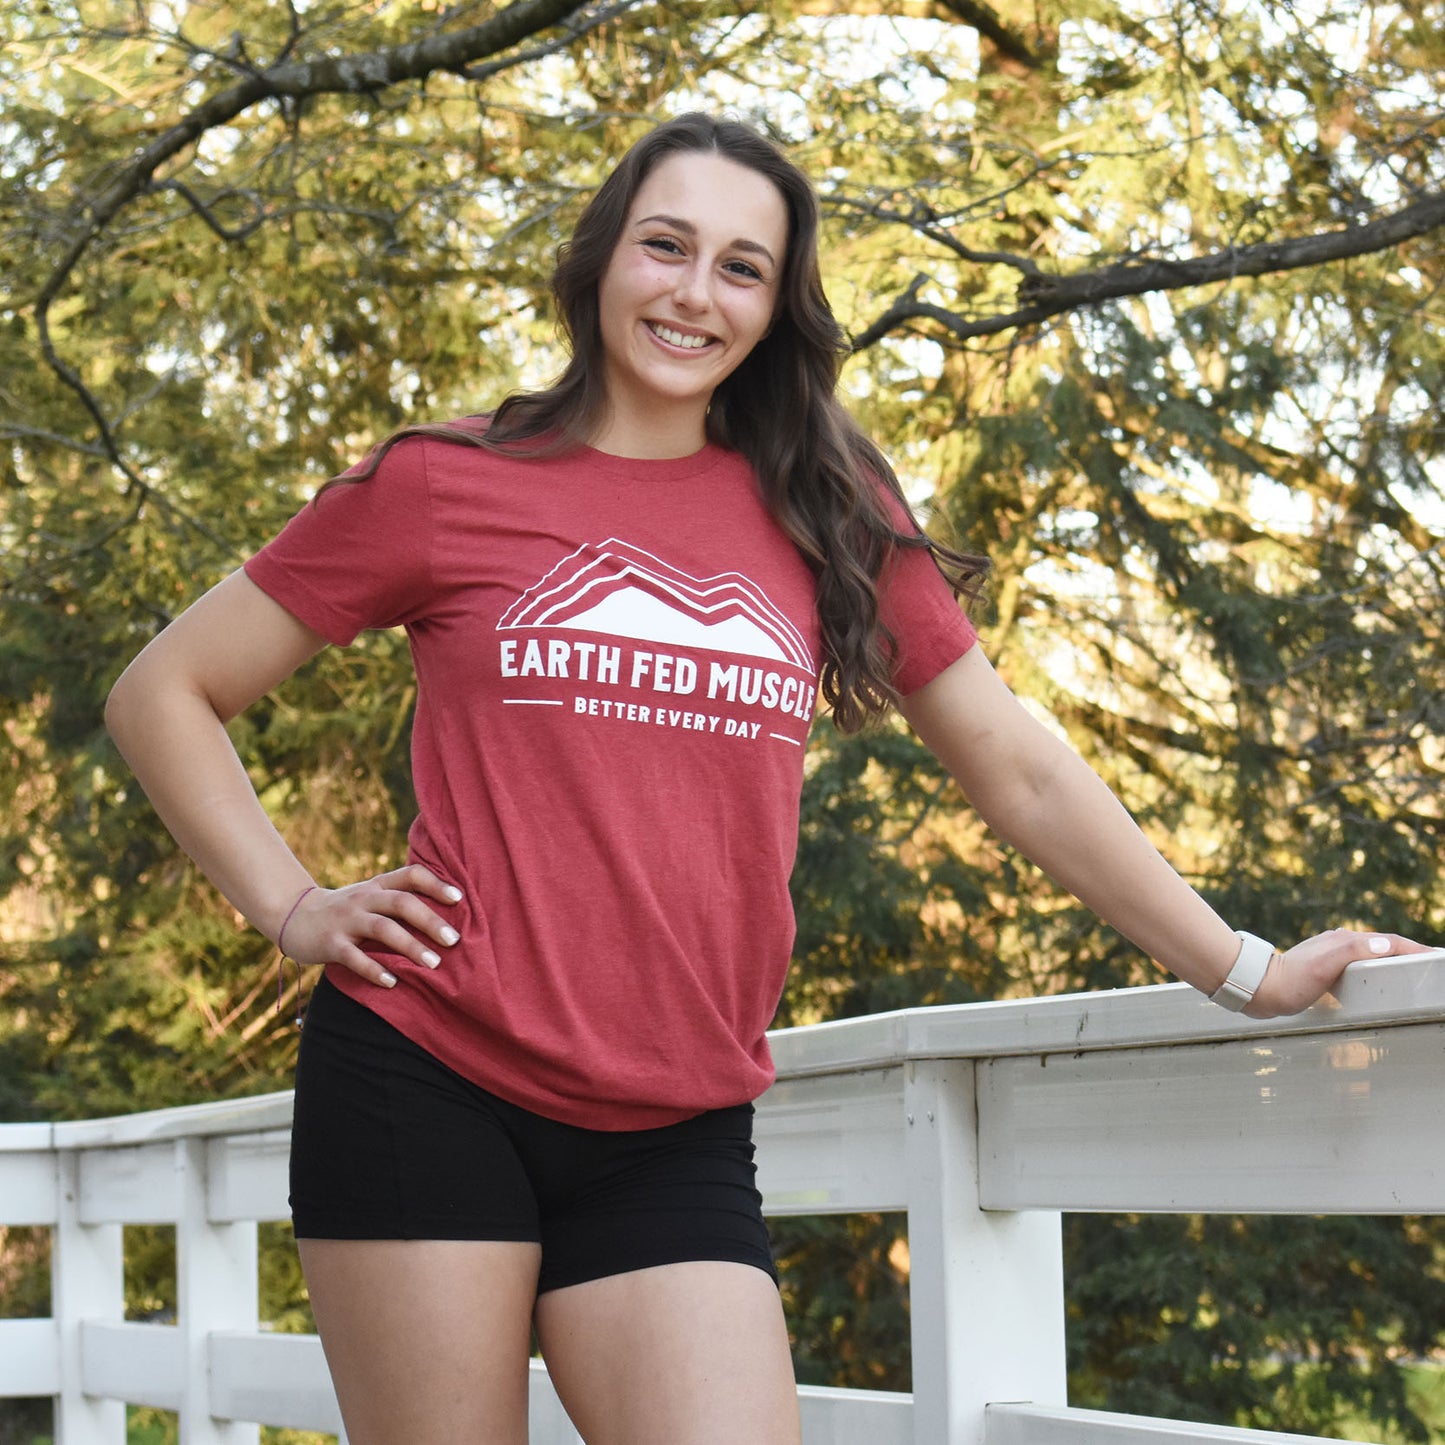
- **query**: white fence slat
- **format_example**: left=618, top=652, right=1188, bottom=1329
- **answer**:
left=0, top=1123, right=55, bottom=1152
left=902, top=1060, right=1065, bottom=1445
left=978, top=1022, right=1445, bottom=1213
left=53, top=1151, right=126, bottom=1445
left=797, top=1383, right=911, bottom=1443
left=208, top=1331, right=340, bottom=1434
left=79, top=1321, right=183, bottom=1412
left=206, top=1131, right=290, bottom=1224
left=767, top=953, right=1445, bottom=1078
left=0, top=1151, right=59, bottom=1225
left=78, top=1142, right=182, bottom=1225
left=53, top=1092, right=294, bottom=1152
left=985, top=1403, right=1375, bottom=1443
left=176, top=1137, right=259, bottom=1445
left=526, top=1359, right=585, bottom=1443
left=0, top=1318, right=60, bottom=1395
left=755, top=1067, right=908, bottom=1214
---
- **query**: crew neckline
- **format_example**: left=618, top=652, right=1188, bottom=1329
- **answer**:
left=578, top=440, right=732, bottom=482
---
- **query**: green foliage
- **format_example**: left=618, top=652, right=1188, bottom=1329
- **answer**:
left=4, top=0, right=1444, bottom=1435
left=259, top=1222, right=317, bottom=1335
left=122, top=1226, right=175, bottom=1323
left=774, top=1213, right=912, bottom=1391
left=783, top=721, right=1008, bottom=1024
left=1068, top=1214, right=1445, bottom=1440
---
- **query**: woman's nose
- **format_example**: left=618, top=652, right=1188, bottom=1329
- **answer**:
left=672, top=263, right=713, bottom=311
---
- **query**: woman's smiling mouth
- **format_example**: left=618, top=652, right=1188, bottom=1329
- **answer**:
left=648, top=321, right=714, bottom=350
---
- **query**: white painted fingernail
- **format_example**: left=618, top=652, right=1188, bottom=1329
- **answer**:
left=379, top=971, right=397, bottom=987
left=1369, top=936, right=1391, bottom=954
left=440, top=926, right=460, bottom=946
left=444, top=886, right=463, bottom=902
left=422, top=950, right=441, bottom=968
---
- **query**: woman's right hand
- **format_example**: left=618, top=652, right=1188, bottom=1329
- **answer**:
left=274, top=865, right=464, bottom=987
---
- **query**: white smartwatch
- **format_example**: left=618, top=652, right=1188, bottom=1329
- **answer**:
left=1209, top=931, right=1277, bottom=1012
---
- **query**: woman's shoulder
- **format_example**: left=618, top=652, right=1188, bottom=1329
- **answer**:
left=364, top=414, right=497, bottom=478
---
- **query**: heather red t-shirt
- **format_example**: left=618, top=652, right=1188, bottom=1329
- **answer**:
left=245, top=429, right=976, bottom=1128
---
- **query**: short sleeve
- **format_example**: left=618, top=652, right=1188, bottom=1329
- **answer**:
left=243, top=438, right=435, bottom=646
left=874, top=491, right=979, bottom=695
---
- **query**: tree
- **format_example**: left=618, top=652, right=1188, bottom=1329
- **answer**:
left=3, top=0, right=1443, bottom=1434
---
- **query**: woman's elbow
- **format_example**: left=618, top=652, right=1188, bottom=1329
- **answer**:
left=104, top=653, right=152, bottom=749
left=105, top=643, right=194, bottom=748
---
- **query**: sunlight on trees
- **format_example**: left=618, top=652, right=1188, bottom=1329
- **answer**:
left=3, top=0, right=1443, bottom=1435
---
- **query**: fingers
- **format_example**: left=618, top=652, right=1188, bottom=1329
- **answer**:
left=366, top=865, right=464, bottom=948
left=276, top=866, right=465, bottom=986
left=369, top=873, right=462, bottom=948
left=1290, top=928, right=1424, bottom=969
left=379, top=862, right=465, bottom=908
left=1368, top=931, right=1436, bottom=956
left=1248, top=928, right=1435, bottom=1018
left=334, top=940, right=400, bottom=991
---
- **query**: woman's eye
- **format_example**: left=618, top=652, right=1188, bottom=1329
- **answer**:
left=725, top=260, right=763, bottom=281
left=642, top=237, right=682, bottom=255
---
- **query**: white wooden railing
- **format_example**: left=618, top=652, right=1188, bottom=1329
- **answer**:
left=3, top=949, right=1444, bottom=1445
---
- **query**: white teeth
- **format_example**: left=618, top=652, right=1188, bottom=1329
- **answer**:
left=650, top=323, right=710, bottom=349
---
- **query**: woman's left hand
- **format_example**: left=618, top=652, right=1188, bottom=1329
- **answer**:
left=1244, top=929, right=1434, bottom=1018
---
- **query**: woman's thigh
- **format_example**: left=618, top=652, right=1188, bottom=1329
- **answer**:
left=300, top=1237, right=541, bottom=1445
left=533, top=1259, right=800, bottom=1445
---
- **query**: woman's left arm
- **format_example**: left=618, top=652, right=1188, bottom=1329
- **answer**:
left=899, top=648, right=1431, bottom=1018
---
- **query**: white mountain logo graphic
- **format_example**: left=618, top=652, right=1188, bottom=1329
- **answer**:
left=498, top=540, right=815, bottom=672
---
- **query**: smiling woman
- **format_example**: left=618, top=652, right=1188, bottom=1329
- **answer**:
left=593, top=150, right=788, bottom=457
left=102, top=110, right=1431, bottom=1445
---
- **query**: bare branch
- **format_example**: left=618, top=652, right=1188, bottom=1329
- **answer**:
left=0, top=424, right=112, bottom=460
left=1016, top=187, right=1445, bottom=310
left=458, top=0, right=642, bottom=82
left=934, top=0, right=1039, bottom=67
left=829, top=195, right=1042, bottom=275
left=848, top=273, right=996, bottom=352
left=28, top=0, right=619, bottom=508
left=39, top=0, right=600, bottom=313
left=154, top=179, right=269, bottom=241
left=850, top=186, right=1445, bottom=350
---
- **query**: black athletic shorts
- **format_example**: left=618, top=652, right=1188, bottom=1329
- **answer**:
left=289, top=973, right=777, bottom=1294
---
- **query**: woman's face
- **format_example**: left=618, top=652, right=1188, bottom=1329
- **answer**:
left=593, top=149, right=789, bottom=453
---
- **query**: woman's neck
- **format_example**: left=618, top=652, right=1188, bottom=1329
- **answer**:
left=586, top=402, right=709, bottom=460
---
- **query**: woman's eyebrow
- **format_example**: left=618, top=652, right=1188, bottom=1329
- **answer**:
left=635, top=213, right=777, bottom=268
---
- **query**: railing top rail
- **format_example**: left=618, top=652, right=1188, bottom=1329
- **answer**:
left=3, top=953, right=1442, bottom=1149
left=0, top=1088, right=294, bottom=1152
left=768, top=951, right=1445, bottom=1078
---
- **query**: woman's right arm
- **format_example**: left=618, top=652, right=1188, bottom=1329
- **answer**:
left=105, top=569, right=459, bottom=986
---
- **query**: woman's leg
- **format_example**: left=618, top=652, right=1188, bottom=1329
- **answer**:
left=533, top=1259, right=801, bottom=1445
left=300, top=1237, right=542, bottom=1445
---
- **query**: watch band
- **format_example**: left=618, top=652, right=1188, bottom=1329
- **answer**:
left=1209, top=930, right=1276, bottom=1012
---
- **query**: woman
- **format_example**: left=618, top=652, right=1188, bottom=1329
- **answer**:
left=106, top=113, right=1425, bottom=1445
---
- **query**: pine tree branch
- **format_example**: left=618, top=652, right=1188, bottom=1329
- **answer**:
left=39, top=0, right=600, bottom=317
left=28, top=0, right=618, bottom=539
left=850, top=186, right=1445, bottom=350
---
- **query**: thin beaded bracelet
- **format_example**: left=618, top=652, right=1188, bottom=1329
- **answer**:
left=275, top=884, right=317, bottom=1030
left=276, top=883, right=317, bottom=957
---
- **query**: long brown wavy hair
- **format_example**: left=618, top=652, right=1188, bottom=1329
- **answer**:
left=341, top=112, right=987, bottom=731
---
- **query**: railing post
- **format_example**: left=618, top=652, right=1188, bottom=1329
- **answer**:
left=53, top=1150, right=126, bottom=1445
left=903, top=1059, right=1066, bottom=1445
left=175, top=1136, right=259, bottom=1445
